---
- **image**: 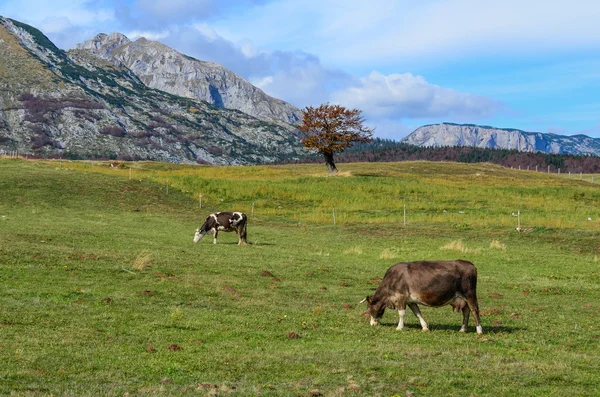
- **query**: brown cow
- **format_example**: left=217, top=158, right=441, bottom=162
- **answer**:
left=363, top=260, right=483, bottom=334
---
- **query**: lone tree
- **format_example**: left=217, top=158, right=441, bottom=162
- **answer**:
left=298, top=103, right=374, bottom=174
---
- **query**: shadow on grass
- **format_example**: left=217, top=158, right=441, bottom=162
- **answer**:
left=379, top=322, right=527, bottom=334
left=160, top=324, right=205, bottom=331
left=201, top=242, right=276, bottom=246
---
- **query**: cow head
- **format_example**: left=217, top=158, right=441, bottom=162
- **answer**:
left=193, top=228, right=205, bottom=243
left=362, top=295, right=385, bottom=326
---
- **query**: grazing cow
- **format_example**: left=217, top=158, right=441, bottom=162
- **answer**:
left=193, top=212, right=248, bottom=245
left=362, top=260, right=483, bottom=334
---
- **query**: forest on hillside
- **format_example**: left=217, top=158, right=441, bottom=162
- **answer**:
left=285, top=139, right=600, bottom=173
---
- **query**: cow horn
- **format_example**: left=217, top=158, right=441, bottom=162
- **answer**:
left=359, top=298, right=367, bottom=304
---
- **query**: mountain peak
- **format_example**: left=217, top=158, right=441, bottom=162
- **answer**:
left=74, top=32, right=131, bottom=57
left=73, top=33, right=300, bottom=125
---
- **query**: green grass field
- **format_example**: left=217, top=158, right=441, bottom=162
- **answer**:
left=1, top=158, right=599, bottom=396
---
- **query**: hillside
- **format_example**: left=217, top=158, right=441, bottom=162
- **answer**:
left=402, top=123, right=600, bottom=156
left=0, top=16, right=302, bottom=163
left=285, top=139, right=600, bottom=173
left=74, top=33, right=301, bottom=125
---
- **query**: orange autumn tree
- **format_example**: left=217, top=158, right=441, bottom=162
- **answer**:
left=298, top=103, right=374, bottom=174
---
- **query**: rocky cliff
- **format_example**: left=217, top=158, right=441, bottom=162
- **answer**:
left=402, top=123, right=600, bottom=156
left=0, top=16, right=302, bottom=163
left=74, top=33, right=301, bottom=125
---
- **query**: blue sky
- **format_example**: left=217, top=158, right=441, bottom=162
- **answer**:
left=1, top=0, right=599, bottom=139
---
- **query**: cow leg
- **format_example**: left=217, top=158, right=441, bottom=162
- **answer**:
left=465, top=293, right=483, bottom=334
left=238, top=223, right=247, bottom=245
left=213, top=229, right=218, bottom=244
left=408, top=303, right=429, bottom=331
left=396, top=304, right=406, bottom=330
left=460, top=305, right=470, bottom=332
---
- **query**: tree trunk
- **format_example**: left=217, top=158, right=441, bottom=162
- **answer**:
left=323, top=152, right=338, bottom=174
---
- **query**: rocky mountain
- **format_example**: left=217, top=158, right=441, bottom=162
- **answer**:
left=402, top=123, right=600, bottom=156
left=0, top=16, right=303, bottom=163
left=74, top=33, right=301, bottom=126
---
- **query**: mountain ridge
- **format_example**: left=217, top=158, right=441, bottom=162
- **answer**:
left=73, top=33, right=301, bottom=126
left=0, top=16, right=303, bottom=163
left=402, top=122, right=600, bottom=156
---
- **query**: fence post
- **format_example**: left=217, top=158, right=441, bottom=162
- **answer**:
left=129, top=167, right=132, bottom=180
left=536, top=165, right=538, bottom=172
left=333, top=208, right=336, bottom=225
left=580, top=172, right=583, bottom=181
left=547, top=165, right=550, bottom=173
left=403, top=202, right=407, bottom=226
left=199, top=193, right=203, bottom=208
left=518, top=210, right=521, bottom=230
left=558, top=168, right=560, bottom=175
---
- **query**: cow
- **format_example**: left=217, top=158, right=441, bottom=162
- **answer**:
left=193, top=212, right=248, bottom=245
left=362, top=260, right=483, bottom=334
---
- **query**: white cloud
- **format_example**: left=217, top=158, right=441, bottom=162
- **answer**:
left=212, top=0, right=600, bottom=67
left=332, top=71, right=502, bottom=120
left=192, top=23, right=220, bottom=42
left=125, top=30, right=170, bottom=41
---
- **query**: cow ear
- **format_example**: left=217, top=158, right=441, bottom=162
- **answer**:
left=366, top=296, right=373, bottom=304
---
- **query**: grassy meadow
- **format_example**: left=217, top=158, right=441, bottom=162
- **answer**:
left=1, top=158, right=599, bottom=396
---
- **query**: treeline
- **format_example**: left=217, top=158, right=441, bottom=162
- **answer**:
left=284, top=139, right=600, bottom=173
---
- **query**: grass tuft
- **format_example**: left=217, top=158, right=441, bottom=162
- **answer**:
left=441, top=240, right=481, bottom=253
left=490, top=240, right=506, bottom=250
left=379, top=248, right=400, bottom=260
left=132, top=250, right=152, bottom=270
left=170, top=307, right=186, bottom=324
left=343, top=245, right=363, bottom=255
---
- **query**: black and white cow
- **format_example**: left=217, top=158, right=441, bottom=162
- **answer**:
left=193, top=212, right=248, bottom=245
left=362, top=260, right=483, bottom=334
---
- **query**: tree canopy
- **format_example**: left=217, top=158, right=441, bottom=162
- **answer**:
left=298, top=103, right=373, bottom=174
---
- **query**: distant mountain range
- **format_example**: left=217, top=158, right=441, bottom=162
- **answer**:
left=2, top=15, right=599, bottom=164
left=0, top=16, right=302, bottom=163
left=402, top=123, right=600, bottom=156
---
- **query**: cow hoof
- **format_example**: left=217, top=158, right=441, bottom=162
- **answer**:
left=396, top=327, right=404, bottom=331
left=421, top=328, right=429, bottom=332
left=459, top=328, right=466, bottom=333
left=476, top=326, right=483, bottom=335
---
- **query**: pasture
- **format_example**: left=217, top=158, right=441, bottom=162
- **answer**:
left=0, top=158, right=599, bottom=396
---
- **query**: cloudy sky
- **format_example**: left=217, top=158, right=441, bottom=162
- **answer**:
left=1, top=0, right=600, bottom=139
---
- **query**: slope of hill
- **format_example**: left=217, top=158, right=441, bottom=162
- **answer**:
left=2, top=158, right=599, bottom=395
left=0, top=16, right=302, bottom=164
left=402, top=123, right=600, bottom=156
left=74, top=33, right=301, bottom=125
